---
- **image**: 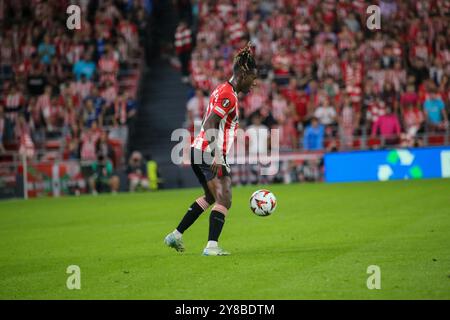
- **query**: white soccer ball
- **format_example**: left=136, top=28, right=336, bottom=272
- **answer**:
left=249, top=189, right=277, bottom=217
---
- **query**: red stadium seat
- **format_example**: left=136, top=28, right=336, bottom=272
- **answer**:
left=368, top=137, right=381, bottom=147
left=352, top=138, right=362, bottom=149
left=3, top=142, right=19, bottom=151
left=427, top=135, right=445, bottom=146
left=45, top=140, right=62, bottom=150
left=108, top=139, right=124, bottom=168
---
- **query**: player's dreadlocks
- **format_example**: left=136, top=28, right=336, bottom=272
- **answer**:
left=233, top=42, right=257, bottom=74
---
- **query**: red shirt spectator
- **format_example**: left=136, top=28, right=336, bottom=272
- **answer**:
left=402, top=105, right=424, bottom=137
left=98, top=49, right=119, bottom=84
left=174, top=22, right=192, bottom=55
left=5, top=86, right=25, bottom=121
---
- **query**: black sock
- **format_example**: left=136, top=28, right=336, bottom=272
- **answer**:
left=209, top=211, right=225, bottom=241
left=176, top=202, right=205, bottom=233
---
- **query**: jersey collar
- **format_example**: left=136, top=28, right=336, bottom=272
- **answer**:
left=227, top=80, right=238, bottom=95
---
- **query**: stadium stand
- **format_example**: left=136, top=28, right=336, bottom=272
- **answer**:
left=0, top=0, right=150, bottom=196
left=177, top=0, right=450, bottom=152
left=1, top=0, right=449, bottom=193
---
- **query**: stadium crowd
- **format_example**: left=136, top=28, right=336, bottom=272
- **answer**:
left=0, top=0, right=149, bottom=169
left=178, top=0, right=450, bottom=155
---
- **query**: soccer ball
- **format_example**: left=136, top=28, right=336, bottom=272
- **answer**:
left=249, top=189, right=277, bottom=217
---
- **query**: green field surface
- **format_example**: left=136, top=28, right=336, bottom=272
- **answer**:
left=0, top=179, right=449, bottom=299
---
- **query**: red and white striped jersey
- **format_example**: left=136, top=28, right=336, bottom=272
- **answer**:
left=226, top=21, right=246, bottom=45
left=71, top=80, right=93, bottom=100
left=192, top=82, right=239, bottom=157
left=295, top=22, right=311, bottom=41
left=118, top=21, right=137, bottom=41
left=19, top=132, right=35, bottom=158
left=175, top=25, right=192, bottom=54
left=98, top=56, right=119, bottom=73
left=5, top=92, right=24, bottom=109
left=36, top=93, right=51, bottom=113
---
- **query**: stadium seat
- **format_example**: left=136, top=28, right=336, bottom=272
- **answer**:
left=427, top=135, right=445, bottom=146
left=352, top=138, right=362, bottom=149
left=368, top=137, right=382, bottom=148
left=45, top=140, right=62, bottom=150
left=109, top=139, right=124, bottom=168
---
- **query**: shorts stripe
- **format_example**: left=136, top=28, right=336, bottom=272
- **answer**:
left=196, top=196, right=211, bottom=211
left=212, top=204, right=228, bottom=216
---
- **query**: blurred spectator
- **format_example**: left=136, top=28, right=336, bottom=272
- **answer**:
left=314, top=97, right=337, bottom=127
left=247, top=112, right=269, bottom=156
left=423, top=89, right=448, bottom=131
left=67, top=138, right=80, bottom=160
left=278, top=110, right=298, bottom=150
left=96, top=131, right=115, bottom=161
left=186, top=89, right=208, bottom=135
left=145, top=154, right=161, bottom=191
left=175, top=20, right=192, bottom=83
left=296, top=160, right=321, bottom=182
left=371, top=107, right=402, bottom=145
left=181, top=0, right=450, bottom=154
left=98, top=46, right=119, bottom=84
left=38, top=34, right=55, bottom=65
left=339, top=95, right=359, bottom=149
left=303, top=117, right=324, bottom=151
left=0, top=0, right=145, bottom=184
left=109, top=118, right=128, bottom=145
left=0, top=106, right=5, bottom=153
left=127, top=151, right=149, bottom=192
left=402, top=101, right=424, bottom=139
left=400, top=84, right=419, bottom=109
left=271, top=92, right=289, bottom=123
left=0, top=38, right=14, bottom=79
left=80, top=122, right=101, bottom=161
left=26, top=65, right=46, bottom=96
left=73, top=53, right=96, bottom=81
left=245, top=112, right=270, bottom=184
left=89, top=153, right=120, bottom=195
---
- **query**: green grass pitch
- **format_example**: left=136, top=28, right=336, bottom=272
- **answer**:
left=0, top=179, right=449, bottom=299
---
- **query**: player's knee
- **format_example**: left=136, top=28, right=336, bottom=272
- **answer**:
left=217, top=197, right=231, bottom=210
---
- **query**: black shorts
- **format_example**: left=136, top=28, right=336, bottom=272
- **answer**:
left=190, top=147, right=230, bottom=184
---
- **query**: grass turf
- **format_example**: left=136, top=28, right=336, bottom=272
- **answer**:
left=0, top=179, right=449, bottom=299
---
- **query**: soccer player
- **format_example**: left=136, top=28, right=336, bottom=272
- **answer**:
left=164, top=43, right=258, bottom=256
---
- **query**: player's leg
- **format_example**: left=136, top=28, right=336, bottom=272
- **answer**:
left=203, top=175, right=232, bottom=256
left=164, top=148, right=215, bottom=252
left=175, top=181, right=215, bottom=232
left=165, top=185, right=214, bottom=252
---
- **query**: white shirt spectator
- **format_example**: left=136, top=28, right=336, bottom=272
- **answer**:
left=187, top=95, right=208, bottom=122
left=314, top=105, right=337, bottom=125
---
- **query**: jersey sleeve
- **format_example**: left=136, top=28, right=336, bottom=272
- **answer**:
left=212, top=92, right=236, bottom=119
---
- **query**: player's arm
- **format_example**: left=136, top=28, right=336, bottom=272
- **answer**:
left=205, top=93, right=235, bottom=174
left=203, top=111, right=222, bottom=135
left=203, top=112, right=223, bottom=176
